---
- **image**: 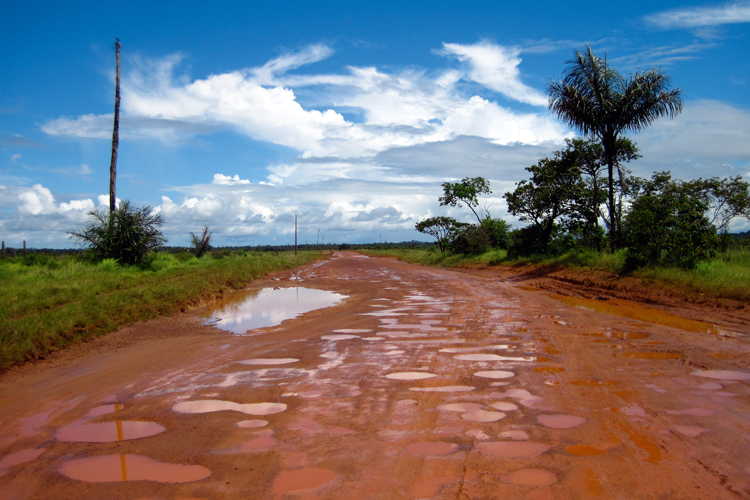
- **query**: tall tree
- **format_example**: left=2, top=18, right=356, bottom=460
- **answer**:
left=547, top=46, right=682, bottom=251
left=439, top=177, right=492, bottom=224
left=109, top=38, right=121, bottom=214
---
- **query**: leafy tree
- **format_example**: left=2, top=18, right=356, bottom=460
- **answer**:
left=548, top=46, right=682, bottom=251
left=698, top=176, right=750, bottom=234
left=190, top=226, right=213, bottom=258
left=566, top=137, right=640, bottom=251
left=504, top=146, right=586, bottom=254
left=439, top=177, right=492, bottom=224
left=481, top=217, right=511, bottom=249
left=69, top=200, right=167, bottom=266
left=623, top=172, right=716, bottom=271
left=416, top=216, right=460, bottom=251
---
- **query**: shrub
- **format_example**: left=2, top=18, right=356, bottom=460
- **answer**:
left=69, top=200, right=167, bottom=266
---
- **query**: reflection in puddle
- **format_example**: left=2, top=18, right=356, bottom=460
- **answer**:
left=236, top=419, right=268, bottom=428
left=241, top=433, right=275, bottom=451
left=691, top=370, right=750, bottom=380
left=666, top=408, right=715, bottom=416
left=552, top=294, right=721, bottom=334
left=580, top=331, right=649, bottom=340
left=205, top=287, right=347, bottom=333
left=57, top=421, right=165, bottom=442
left=437, top=403, right=483, bottom=412
left=475, top=370, right=515, bottom=379
left=173, top=400, right=286, bottom=415
left=461, top=409, right=505, bottom=422
left=405, top=441, right=458, bottom=455
left=476, top=441, right=550, bottom=457
left=410, top=386, right=475, bottom=392
left=698, top=382, right=722, bottom=390
left=490, top=402, right=519, bottom=411
left=672, top=426, right=710, bottom=437
left=58, top=454, right=211, bottom=483
left=272, top=468, right=337, bottom=494
left=537, top=414, right=586, bottom=429
left=500, top=468, right=557, bottom=486
left=238, top=358, right=299, bottom=365
left=566, top=445, right=605, bottom=456
left=321, top=334, right=360, bottom=341
left=385, top=372, right=437, bottom=380
left=499, top=430, right=529, bottom=440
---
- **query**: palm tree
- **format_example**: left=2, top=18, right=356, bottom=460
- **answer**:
left=547, top=46, right=682, bottom=251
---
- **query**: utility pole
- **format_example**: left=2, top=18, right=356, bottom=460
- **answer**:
left=109, top=38, right=121, bottom=214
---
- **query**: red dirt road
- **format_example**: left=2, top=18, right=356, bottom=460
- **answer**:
left=1, top=252, right=750, bottom=499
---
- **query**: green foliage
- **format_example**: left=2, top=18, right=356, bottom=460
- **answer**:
left=439, top=177, right=492, bottom=223
left=548, top=45, right=682, bottom=250
left=190, top=226, right=212, bottom=258
left=0, top=250, right=322, bottom=371
left=415, top=216, right=460, bottom=251
left=504, top=145, right=586, bottom=254
left=481, top=217, right=511, bottom=249
left=448, top=223, right=490, bottom=255
left=69, top=200, right=167, bottom=266
left=623, top=172, right=717, bottom=271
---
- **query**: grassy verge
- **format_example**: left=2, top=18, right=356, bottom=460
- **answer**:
left=0, top=250, right=322, bottom=371
left=362, top=247, right=750, bottom=302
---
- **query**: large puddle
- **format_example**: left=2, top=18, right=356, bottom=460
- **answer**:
left=205, top=287, right=347, bottom=333
left=58, top=454, right=210, bottom=483
left=551, top=294, right=721, bottom=334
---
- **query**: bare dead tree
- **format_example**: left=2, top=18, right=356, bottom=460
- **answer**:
left=109, top=38, right=121, bottom=214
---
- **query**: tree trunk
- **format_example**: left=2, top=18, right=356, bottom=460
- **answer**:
left=603, top=133, right=617, bottom=252
left=109, top=39, right=121, bottom=214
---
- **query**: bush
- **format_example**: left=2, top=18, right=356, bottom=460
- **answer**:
left=623, top=172, right=717, bottom=271
left=481, top=217, right=511, bottom=249
left=69, top=200, right=167, bottom=266
left=190, top=226, right=212, bottom=258
left=449, top=224, right=490, bottom=255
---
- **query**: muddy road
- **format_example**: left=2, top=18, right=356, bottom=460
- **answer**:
left=2, top=252, right=750, bottom=499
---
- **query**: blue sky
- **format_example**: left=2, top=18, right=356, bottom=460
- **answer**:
left=2, top=0, right=750, bottom=248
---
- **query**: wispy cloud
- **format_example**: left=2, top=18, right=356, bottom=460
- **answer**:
left=609, top=42, right=717, bottom=69
left=646, top=1, right=750, bottom=29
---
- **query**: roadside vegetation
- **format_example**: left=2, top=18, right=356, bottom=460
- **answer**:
left=0, top=250, right=322, bottom=372
left=401, top=45, right=750, bottom=302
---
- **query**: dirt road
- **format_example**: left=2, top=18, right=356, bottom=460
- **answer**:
left=1, top=252, right=750, bottom=499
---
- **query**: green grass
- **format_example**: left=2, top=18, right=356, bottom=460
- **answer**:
left=362, top=246, right=750, bottom=302
left=0, top=250, right=323, bottom=371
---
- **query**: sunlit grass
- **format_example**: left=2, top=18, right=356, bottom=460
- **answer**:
left=362, top=246, right=750, bottom=302
left=0, top=251, right=322, bottom=371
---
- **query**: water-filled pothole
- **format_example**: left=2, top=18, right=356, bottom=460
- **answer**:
left=205, top=287, right=347, bottom=333
left=58, top=454, right=211, bottom=483
left=56, top=421, right=165, bottom=442
left=552, top=294, right=721, bottom=334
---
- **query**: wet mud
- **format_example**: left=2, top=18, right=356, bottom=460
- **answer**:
left=1, top=251, right=750, bottom=499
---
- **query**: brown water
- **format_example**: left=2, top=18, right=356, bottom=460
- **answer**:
left=437, top=403, right=483, bottom=412
left=405, top=441, right=458, bottom=455
left=691, top=369, right=750, bottom=380
left=500, top=468, right=558, bottom=486
left=407, top=475, right=460, bottom=499
left=271, top=468, right=337, bottom=494
left=489, top=402, right=519, bottom=411
left=58, top=454, right=211, bottom=483
left=537, top=415, right=587, bottom=429
left=56, top=421, right=165, bottom=442
left=552, top=294, right=721, bottom=334
left=205, top=287, right=347, bottom=333
left=476, top=441, right=550, bottom=457
left=0, top=448, right=46, bottom=476
left=236, top=419, right=268, bottom=428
